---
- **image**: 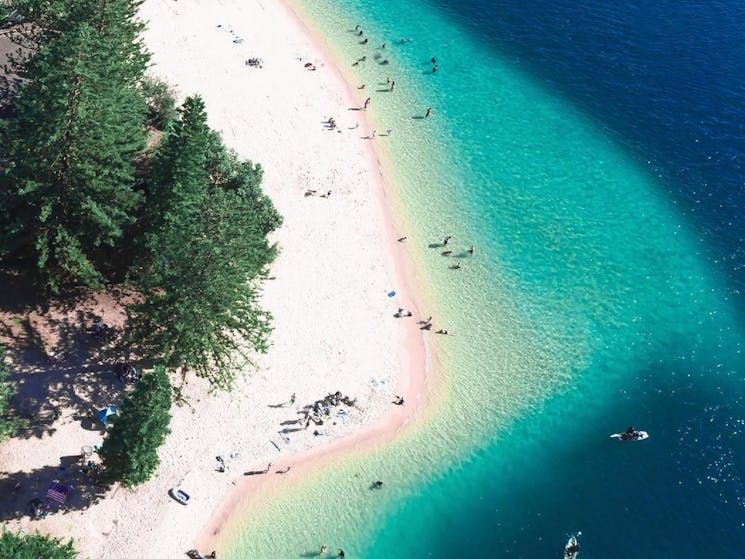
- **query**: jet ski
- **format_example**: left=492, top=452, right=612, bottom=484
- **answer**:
left=564, top=533, right=580, bottom=559
left=610, top=426, right=649, bottom=441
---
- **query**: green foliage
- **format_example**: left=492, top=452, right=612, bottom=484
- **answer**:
left=0, top=530, right=77, bottom=559
left=0, top=345, right=26, bottom=441
left=128, top=96, right=281, bottom=390
left=7, top=0, right=147, bottom=52
left=0, top=0, right=149, bottom=292
left=140, top=75, right=178, bottom=130
left=99, top=365, right=172, bottom=487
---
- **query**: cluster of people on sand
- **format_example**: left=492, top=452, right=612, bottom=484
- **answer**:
left=187, top=549, right=216, bottom=559
left=295, top=391, right=358, bottom=430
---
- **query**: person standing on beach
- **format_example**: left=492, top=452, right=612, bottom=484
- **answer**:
left=338, top=549, right=346, bottom=558
left=467, top=245, right=474, bottom=254
left=425, top=107, right=432, bottom=118
left=390, top=80, right=395, bottom=91
left=364, top=97, right=371, bottom=109
left=320, top=544, right=329, bottom=555
left=443, top=235, right=452, bottom=245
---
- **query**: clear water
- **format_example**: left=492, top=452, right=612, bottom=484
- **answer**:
left=223, top=0, right=745, bottom=556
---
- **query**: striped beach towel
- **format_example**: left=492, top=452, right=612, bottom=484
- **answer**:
left=46, top=483, right=69, bottom=504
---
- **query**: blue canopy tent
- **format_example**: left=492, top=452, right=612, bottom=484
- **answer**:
left=97, top=406, right=117, bottom=426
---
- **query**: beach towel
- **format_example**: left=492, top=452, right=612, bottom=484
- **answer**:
left=46, top=482, right=70, bottom=504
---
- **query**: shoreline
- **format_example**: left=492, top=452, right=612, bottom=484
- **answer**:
left=194, top=0, right=436, bottom=552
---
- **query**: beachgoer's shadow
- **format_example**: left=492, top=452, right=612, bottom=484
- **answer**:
left=348, top=107, right=362, bottom=111
left=428, top=242, right=444, bottom=248
left=299, top=552, right=320, bottom=558
left=375, top=88, right=391, bottom=93
left=411, top=115, right=425, bottom=120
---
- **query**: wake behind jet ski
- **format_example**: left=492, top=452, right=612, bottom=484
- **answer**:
left=610, top=426, right=649, bottom=441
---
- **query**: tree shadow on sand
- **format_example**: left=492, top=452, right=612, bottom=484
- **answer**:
left=9, top=362, right=123, bottom=439
left=0, top=459, right=110, bottom=522
left=0, top=270, right=141, bottom=439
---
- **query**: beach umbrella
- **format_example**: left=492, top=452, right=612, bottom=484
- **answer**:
left=96, top=406, right=117, bottom=426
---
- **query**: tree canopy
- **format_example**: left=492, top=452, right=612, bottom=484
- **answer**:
left=0, top=0, right=149, bottom=291
left=0, top=530, right=77, bottom=559
left=127, top=96, right=281, bottom=389
left=99, top=365, right=172, bottom=487
left=0, top=345, right=26, bottom=442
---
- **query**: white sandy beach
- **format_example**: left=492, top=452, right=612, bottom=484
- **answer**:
left=0, top=0, right=428, bottom=557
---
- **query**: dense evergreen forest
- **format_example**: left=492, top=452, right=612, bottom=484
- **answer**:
left=0, top=0, right=282, bottom=390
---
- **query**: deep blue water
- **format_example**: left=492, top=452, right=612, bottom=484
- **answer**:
left=386, top=0, right=745, bottom=556
left=361, top=0, right=745, bottom=556
left=429, top=0, right=745, bottom=316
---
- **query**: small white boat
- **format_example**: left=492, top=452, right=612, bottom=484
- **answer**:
left=564, top=533, right=580, bottom=559
left=169, top=487, right=191, bottom=505
left=611, top=426, right=649, bottom=441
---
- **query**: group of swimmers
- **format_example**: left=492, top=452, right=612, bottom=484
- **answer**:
left=350, top=23, right=436, bottom=126
left=319, top=544, right=345, bottom=557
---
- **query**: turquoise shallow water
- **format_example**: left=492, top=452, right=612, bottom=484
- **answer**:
left=224, top=0, right=745, bottom=556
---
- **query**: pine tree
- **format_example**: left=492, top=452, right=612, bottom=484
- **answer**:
left=0, top=0, right=149, bottom=291
left=0, top=345, right=26, bottom=442
left=128, top=97, right=281, bottom=389
left=0, top=530, right=77, bottom=559
left=99, top=365, right=171, bottom=487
